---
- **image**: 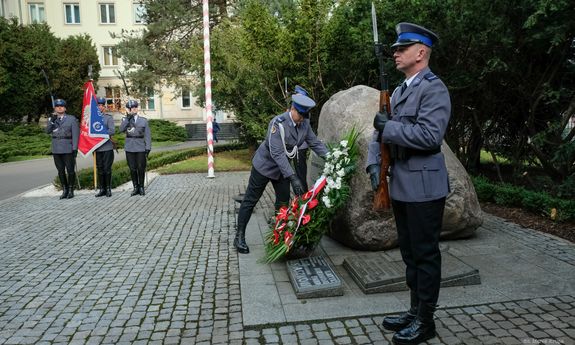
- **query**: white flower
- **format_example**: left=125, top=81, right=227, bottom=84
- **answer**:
left=322, top=195, right=332, bottom=208
left=340, top=140, right=348, bottom=147
left=337, top=169, right=345, bottom=177
left=332, top=150, right=342, bottom=159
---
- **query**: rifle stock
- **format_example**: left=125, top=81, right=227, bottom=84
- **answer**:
left=373, top=90, right=392, bottom=211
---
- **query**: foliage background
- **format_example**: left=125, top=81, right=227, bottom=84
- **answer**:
left=114, top=0, right=575, bottom=197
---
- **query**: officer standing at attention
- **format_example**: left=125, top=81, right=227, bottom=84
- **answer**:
left=120, top=100, right=151, bottom=196
left=234, top=93, right=328, bottom=254
left=46, top=99, right=79, bottom=199
left=366, top=23, right=451, bottom=345
left=94, top=97, right=116, bottom=197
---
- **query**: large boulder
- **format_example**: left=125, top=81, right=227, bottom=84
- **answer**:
left=310, top=85, right=482, bottom=250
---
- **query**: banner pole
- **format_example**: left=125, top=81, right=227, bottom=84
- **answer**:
left=201, top=0, right=215, bottom=178
left=93, top=152, right=97, bottom=189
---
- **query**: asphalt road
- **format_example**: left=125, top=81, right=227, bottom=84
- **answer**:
left=0, top=140, right=210, bottom=201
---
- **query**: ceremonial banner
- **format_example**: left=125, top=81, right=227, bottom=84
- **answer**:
left=78, top=81, right=108, bottom=157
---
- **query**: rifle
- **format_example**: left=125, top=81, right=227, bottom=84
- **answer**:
left=41, top=69, right=55, bottom=109
left=371, top=3, right=391, bottom=211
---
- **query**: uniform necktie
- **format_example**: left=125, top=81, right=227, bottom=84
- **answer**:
left=400, top=82, right=407, bottom=96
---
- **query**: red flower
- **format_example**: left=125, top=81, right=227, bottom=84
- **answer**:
left=276, top=206, right=289, bottom=221
left=273, top=230, right=280, bottom=245
left=307, top=198, right=319, bottom=210
left=276, top=221, right=286, bottom=231
left=284, top=231, right=293, bottom=246
left=290, top=198, right=299, bottom=212
left=302, top=191, right=313, bottom=201
left=301, top=214, right=311, bottom=225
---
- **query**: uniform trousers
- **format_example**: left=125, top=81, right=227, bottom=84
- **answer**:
left=392, top=197, right=446, bottom=305
left=126, top=152, right=147, bottom=186
left=295, top=148, right=309, bottom=191
left=237, top=167, right=291, bottom=231
left=96, top=150, right=114, bottom=174
left=53, top=153, right=75, bottom=178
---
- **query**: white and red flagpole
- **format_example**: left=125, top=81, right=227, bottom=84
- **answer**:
left=202, top=0, right=215, bottom=178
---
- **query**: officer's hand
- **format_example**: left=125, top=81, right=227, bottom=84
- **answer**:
left=288, top=175, right=305, bottom=196
left=367, top=164, right=380, bottom=191
left=145, top=149, right=150, bottom=158
left=373, top=111, right=389, bottom=131
left=73, top=150, right=78, bottom=158
left=50, top=114, right=58, bottom=123
left=127, top=113, right=134, bottom=121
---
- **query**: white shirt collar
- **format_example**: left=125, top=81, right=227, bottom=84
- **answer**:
left=404, top=71, right=421, bottom=87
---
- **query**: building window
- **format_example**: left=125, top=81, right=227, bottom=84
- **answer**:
left=29, top=3, right=46, bottom=24
left=141, top=88, right=155, bottom=110
left=105, top=86, right=122, bottom=112
left=99, top=3, right=115, bottom=24
left=64, top=3, right=80, bottom=24
left=181, top=87, right=192, bottom=108
left=102, top=46, right=118, bottom=66
left=133, top=2, right=146, bottom=24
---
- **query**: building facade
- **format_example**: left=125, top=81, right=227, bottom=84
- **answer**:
left=0, top=0, right=230, bottom=125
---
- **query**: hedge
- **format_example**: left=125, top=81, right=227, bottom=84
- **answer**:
left=472, top=175, right=575, bottom=222
left=54, top=143, right=245, bottom=190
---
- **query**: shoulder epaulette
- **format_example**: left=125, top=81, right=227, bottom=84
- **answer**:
left=275, top=117, right=285, bottom=123
left=424, top=72, right=438, bottom=81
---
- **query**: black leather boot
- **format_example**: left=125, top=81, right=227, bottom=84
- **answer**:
left=234, top=223, right=249, bottom=254
left=67, top=174, right=75, bottom=199
left=105, top=173, right=112, bottom=197
left=138, top=171, right=145, bottom=196
left=139, top=186, right=145, bottom=196
left=383, top=291, right=418, bottom=331
left=392, top=303, right=436, bottom=345
left=95, top=173, right=106, bottom=197
left=130, top=171, right=139, bottom=196
left=58, top=173, right=69, bottom=199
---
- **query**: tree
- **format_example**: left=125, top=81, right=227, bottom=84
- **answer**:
left=0, top=18, right=100, bottom=122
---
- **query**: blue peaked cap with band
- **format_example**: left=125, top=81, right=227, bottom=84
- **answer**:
left=391, top=22, right=439, bottom=48
left=96, top=97, right=106, bottom=105
left=291, top=93, right=315, bottom=118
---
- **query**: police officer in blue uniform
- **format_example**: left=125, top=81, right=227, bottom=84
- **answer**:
left=234, top=93, right=329, bottom=254
left=46, top=99, right=79, bottom=199
left=366, top=23, right=451, bottom=345
left=95, top=97, right=116, bottom=197
left=120, top=100, right=151, bottom=196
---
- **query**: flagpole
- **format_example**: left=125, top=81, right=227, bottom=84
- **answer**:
left=93, top=152, right=97, bottom=189
left=201, top=0, right=215, bottom=178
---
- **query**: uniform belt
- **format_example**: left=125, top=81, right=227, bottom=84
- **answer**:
left=127, top=135, right=144, bottom=138
left=405, top=147, right=441, bottom=156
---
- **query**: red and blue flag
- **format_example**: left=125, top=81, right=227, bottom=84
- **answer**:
left=78, top=81, right=108, bottom=156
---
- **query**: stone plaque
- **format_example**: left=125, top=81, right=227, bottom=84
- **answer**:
left=343, top=252, right=480, bottom=294
left=287, top=255, right=343, bottom=299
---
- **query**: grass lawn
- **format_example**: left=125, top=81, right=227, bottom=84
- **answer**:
left=156, top=148, right=252, bottom=174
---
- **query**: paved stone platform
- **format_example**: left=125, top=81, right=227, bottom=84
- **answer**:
left=0, top=172, right=573, bottom=345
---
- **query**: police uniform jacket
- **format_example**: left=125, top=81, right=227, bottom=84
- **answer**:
left=252, top=112, right=328, bottom=180
left=95, top=113, right=116, bottom=152
left=120, top=115, right=151, bottom=153
left=367, top=67, right=451, bottom=202
left=45, top=114, right=79, bottom=154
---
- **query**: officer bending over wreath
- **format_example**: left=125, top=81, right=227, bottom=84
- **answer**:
left=234, top=93, right=328, bottom=254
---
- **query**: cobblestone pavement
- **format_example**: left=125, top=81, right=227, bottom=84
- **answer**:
left=0, top=172, right=573, bottom=345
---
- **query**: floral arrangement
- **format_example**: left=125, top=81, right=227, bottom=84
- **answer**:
left=262, top=127, right=361, bottom=263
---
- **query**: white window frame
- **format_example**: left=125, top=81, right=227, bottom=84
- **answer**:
left=181, top=88, right=192, bottom=109
left=141, top=88, right=155, bottom=111
left=64, top=3, right=80, bottom=24
left=29, top=3, right=46, bottom=24
left=133, top=2, right=146, bottom=24
left=102, top=46, right=118, bottom=66
left=99, top=3, right=115, bottom=24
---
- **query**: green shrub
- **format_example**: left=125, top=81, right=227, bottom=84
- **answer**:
left=148, top=119, right=188, bottom=142
left=55, top=143, right=245, bottom=189
left=472, top=175, right=575, bottom=222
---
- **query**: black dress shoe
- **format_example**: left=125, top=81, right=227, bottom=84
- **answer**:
left=131, top=188, right=139, bottom=196
left=234, top=237, right=250, bottom=254
left=392, top=318, right=436, bottom=345
left=95, top=189, right=106, bottom=197
left=382, top=311, right=416, bottom=331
